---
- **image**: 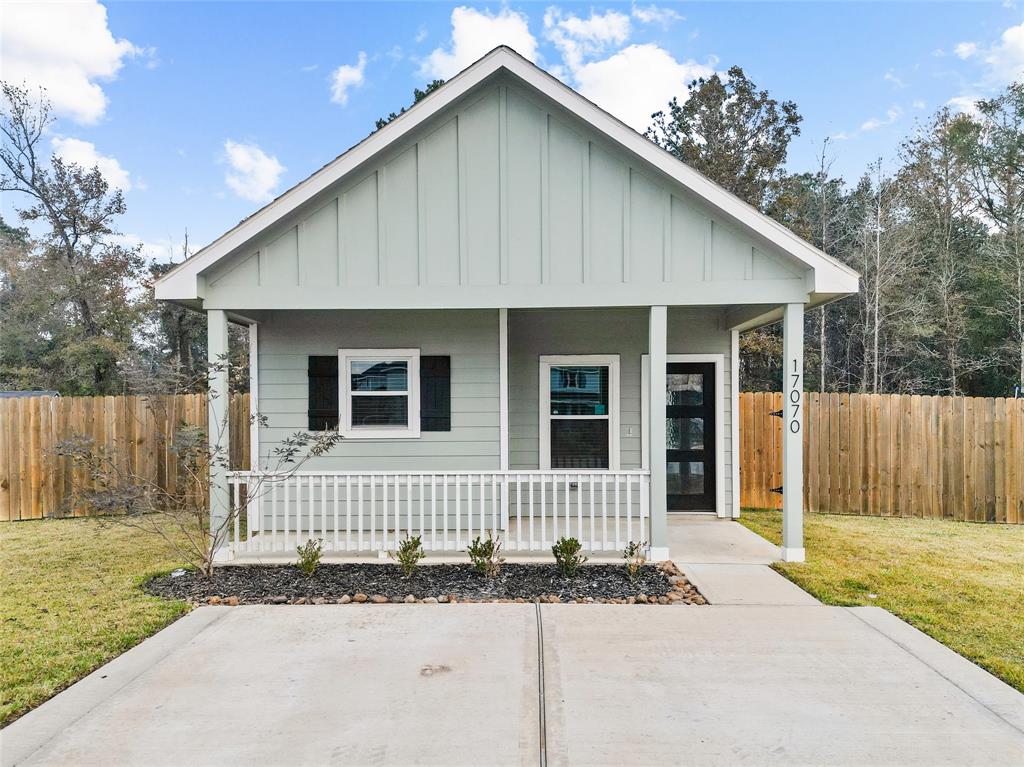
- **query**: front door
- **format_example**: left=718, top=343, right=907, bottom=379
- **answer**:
left=666, top=362, right=716, bottom=511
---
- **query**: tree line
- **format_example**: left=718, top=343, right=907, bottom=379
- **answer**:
left=2, top=72, right=1022, bottom=397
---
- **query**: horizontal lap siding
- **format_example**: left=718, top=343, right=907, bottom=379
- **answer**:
left=257, top=310, right=499, bottom=471
left=508, top=307, right=734, bottom=512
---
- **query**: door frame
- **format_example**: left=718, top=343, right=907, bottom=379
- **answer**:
left=641, top=353, right=726, bottom=517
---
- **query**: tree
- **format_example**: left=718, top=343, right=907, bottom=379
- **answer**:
left=954, top=87, right=1024, bottom=393
left=0, top=82, right=146, bottom=394
left=646, top=65, right=802, bottom=211
left=375, top=79, right=445, bottom=130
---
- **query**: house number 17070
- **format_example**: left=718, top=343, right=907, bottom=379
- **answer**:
left=789, top=359, right=801, bottom=434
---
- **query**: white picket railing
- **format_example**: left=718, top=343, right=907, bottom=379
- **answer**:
left=226, top=470, right=650, bottom=556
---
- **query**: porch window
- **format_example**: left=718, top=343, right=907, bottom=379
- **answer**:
left=338, top=349, right=420, bottom=439
left=539, top=355, right=619, bottom=470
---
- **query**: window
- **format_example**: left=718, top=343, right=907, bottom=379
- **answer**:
left=338, top=349, right=420, bottom=438
left=539, top=355, right=619, bottom=470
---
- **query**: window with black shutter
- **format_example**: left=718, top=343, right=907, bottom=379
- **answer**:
left=307, top=356, right=338, bottom=431
left=420, top=355, right=451, bottom=432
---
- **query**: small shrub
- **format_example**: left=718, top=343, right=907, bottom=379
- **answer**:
left=552, top=537, right=587, bottom=577
left=623, top=541, right=647, bottom=582
left=296, top=538, right=323, bottom=576
left=392, top=535, right=425, bottom=577
left=467, top=531, right=504, bottom=577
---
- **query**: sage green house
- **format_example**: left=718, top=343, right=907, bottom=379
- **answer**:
left=155, top=47, right=858, bottom=562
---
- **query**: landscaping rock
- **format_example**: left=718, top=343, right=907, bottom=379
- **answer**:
left=338, top=594, right=352, bottom=604
left=404, top=594, right=416, bottom=603
left=206, top=596, right=222, bottom=605
left=225, top=596, right=240, bottom=606
left=352, top=593, right=368, bottom=603
left=421, top=597, right=438, bottom=604
left=370, top=595, right=388, bottom=604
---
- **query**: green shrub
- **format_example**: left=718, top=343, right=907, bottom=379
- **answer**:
left=392, top=535, right=425, bottom=577
left=622, top=541, right=647, bottom=582
left=552, top=537, right=587, bottom=577
left=467, top=531, right=504, bottom=577
left=296, top=538, right=323, bottom=576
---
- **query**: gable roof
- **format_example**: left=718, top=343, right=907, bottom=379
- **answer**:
left=155, top=46, right=858, bottom=302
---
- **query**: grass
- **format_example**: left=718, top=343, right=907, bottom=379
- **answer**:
left=0, top=517, right=190, bottom=726
left=739, top=510, right=1024, bottom=693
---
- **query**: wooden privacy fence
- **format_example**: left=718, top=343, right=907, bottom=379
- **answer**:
left=0, top=393, right=250, bottom=521
left=741, top=392, right=1024, bottom=523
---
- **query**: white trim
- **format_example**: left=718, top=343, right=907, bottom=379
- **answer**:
left=781, top=547, right=805, bottom=563
left=539, top=354, right=620, bottom=471
left=337, top=348, right=421, bottom=439
left=498, top=309, right=509, bottom=470
left=155, top=47, right=858, bottom=302
left=248, top=322, right=259, bottom=471
left=641, top=352, right=727, bottom=518
left=730, top=329, right=741, bottom=519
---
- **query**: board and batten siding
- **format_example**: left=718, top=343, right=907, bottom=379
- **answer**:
left=508, top=307, right=734, bottom=513
left=256, top=310, right=500, bottom=471
left=201, top=79, right=806, bottom=311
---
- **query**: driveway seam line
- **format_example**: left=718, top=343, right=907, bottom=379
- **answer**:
left=535, top=602, right=547, bottom=767
left=844, top=607, right=1024, bottom=737
left=6, top=608, right=232, bottom=767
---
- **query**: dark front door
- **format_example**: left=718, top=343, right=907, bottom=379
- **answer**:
left=666, top=362, right=716, bottom=511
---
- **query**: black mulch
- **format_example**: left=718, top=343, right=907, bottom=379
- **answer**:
left=147, top=563, right=699, bottom=604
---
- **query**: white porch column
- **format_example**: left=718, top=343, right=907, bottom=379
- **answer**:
left=648, top=305, right=669, bottom=561
left=207, top=309, right=232, bottom=560
left=498, top=308, right=509, bottom=529
left=781, top=302, right=805, bottom=562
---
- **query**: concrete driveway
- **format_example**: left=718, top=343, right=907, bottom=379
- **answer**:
left=4, top=601, right=1024, bottom=766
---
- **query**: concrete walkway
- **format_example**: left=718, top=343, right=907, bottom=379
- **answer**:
left=4, top=602, right=1024, bottom=766
left=4, top=520, right=1024, bottom=766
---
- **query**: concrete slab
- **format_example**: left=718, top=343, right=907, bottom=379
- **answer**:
left=681, top=563, right=820, bottom=605
left=3, top=605, right=540, bottom=767
left=667, top=516, right=781, bottom=564
left=540, top=604, right=1024, bottom=766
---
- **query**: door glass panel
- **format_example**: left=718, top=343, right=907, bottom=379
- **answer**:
left=667, top=417, right=704, bottom=450
left=667, top=373, right=703, bottom=406
left=351, top=360, right=408, bottom=391
left=549, top=366, right=609, bottom=415
left=550, top=419, right=609, bottom=469
left=351, top=395, right=408, bottom=427
left=667, top=461, right=705, bottom=495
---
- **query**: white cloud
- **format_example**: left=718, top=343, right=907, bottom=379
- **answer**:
left=631, top=4, right=684, bottom=26
left=883, top=70, right=906, bottom=88
left=223, top=140, right=285, bottom=203
left=860, top=106, right=902, bottom=132
left=301, top=64, right=319, bottom=72
left=912, top=99, right=926, bottom=110
left=574, top=44, right=715, bottom=132
left=116, top=233, right=176, bottom=262
left=415, top=25, right=428, bottom=44
left=420, top=7, right=537, bottom=79
left=0, top=0, right=141, bottom=124
left=544, top=8, right=631, bottom=72
left=947, top=95, right=982, bottom=116
left=51, top=136, right=132, bottom=190
left=330, top=52, right=367, bottom=106
left=954, top=41, right=978, bottom=59
left=983, top=23, right=1024, bottom=83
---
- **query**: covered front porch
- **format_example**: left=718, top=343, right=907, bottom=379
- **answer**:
left=208, top=303, right=807, bottom=562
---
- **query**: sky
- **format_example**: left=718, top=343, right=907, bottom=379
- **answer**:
left=2, top=1, right=1022, bottom=263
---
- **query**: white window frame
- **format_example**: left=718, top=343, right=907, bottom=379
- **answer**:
left=539, top=354, right=620, bottom=471
left=338, top=348, right=420, bottom=439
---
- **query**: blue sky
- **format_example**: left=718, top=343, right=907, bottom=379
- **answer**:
left=2, top=1, right=1022, bottom=262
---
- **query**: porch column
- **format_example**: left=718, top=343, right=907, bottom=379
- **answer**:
left=648, top=305, right=669, bottom=560
left=207, top=309, right=232, bottom=560
left=781, top=302, right=805, bottom=562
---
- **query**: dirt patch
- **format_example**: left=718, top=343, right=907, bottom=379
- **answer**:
left=146, top=562, right=706, bottom=605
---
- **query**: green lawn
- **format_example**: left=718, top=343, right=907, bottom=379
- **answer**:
left=0, top=517, right=190, bottom=726
left=739, top=510, right=1024, bottom=693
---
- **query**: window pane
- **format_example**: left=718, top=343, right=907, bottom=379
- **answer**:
left=351, top=360, right=408, bottom=392
left=667, top=373, right=703, bottom=406
left=551, top=419, right=609, bottom=469
left=667, top=417, right=704, bottom=450
left=550, top=366, right=609, bottom=416
left=351, top=395, right=408, bottom=427
left=667, top=461, right=704, bottom=495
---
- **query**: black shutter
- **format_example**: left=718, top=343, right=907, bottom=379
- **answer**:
left=420, top=356, right=451, bottom=432
left=308, top=356, right=338, bottom=431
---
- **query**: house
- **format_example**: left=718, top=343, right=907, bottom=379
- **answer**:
left=155, top=47, right=859, bottom=563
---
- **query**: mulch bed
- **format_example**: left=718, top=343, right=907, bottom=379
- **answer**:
left=146, top=561, right=706, bottom=606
